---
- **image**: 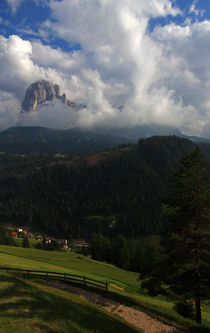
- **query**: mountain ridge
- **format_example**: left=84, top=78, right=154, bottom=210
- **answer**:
left=1, top=125, right=210, bottom=155
left=0, top=126, right=128, bottom=154
left=20, top=80, right=210, bottom=143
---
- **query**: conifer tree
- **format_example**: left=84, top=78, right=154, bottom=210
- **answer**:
left=140, top=147, right=210, bottom=323
left=22, top=237, right=30, bottom=248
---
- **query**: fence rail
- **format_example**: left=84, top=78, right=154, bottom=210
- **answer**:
left=0, top=267, right=108, bottom=292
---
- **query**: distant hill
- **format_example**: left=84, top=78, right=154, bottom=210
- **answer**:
left=94, top=124, right=183, bottom=140
left=182, top=134, right=210, bottom=143
left=0, top=135, right=204, bottom=238
left=0, top=126, right=127, bottom=154
left=96, top=125, right=210, bottom=143
left=1, top=125, right=210, bottom=155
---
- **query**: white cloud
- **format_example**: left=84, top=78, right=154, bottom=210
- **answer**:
left=189, top=0, right=205, bottom=17
left=0, top=35, right=83, bottom=98
left=2, top=0, right=210, bottom=137
left=41, top=0, right=183, bottom=129
left=31, top=41, right=85, bottom=72
left=37, top=0, right=193, bottom=131
left=6, top=0, right=24, bottom=13
left=18, top=100, right=78, bottom=129
left=48, top=0, right=179, bottom=53
left=152, top=20, right=210, bottom=135
left=0, top=35, right=34, bottom=97
left=0, top=91, right=19, bottom=131
left=189, top=1, right=199, bottom=16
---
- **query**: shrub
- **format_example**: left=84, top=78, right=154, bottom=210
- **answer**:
left=173, top=300, right=194, bottom=319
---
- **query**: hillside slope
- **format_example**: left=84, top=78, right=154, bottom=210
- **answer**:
left=0, top=272, right=140, bottom=333
left=0, top=126, right=127, bottom=154
left=0, top=136, right=199, bottom=237
left=0, top=245, right=210, bottom=332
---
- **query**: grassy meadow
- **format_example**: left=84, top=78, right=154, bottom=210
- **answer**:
left=0, top=245, right=210, bottom=332
left=0, top=245, right=139, bottom=293
left=0, top=273, right=141, bottom=333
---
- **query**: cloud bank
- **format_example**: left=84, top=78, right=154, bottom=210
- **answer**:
left=1, top=0, right=210, bottom=137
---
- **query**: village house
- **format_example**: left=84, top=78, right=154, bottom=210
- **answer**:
left=34, top=235, right=43, bottom=241
left=19, top=230, right=28, bottom=238
left=57, top=239, right=68, bottom=248
left=10, top=228, right=69, bottom=250
left=27, top=233, right=34, bottom=239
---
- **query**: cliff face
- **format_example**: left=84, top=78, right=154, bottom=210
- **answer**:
left=21, top=80, right=71, bottom=112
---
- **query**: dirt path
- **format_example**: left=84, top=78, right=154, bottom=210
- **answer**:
left=46, top=281, right=185, bottom=333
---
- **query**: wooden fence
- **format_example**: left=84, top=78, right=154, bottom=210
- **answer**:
left=0, top=267, right=108, bottom=292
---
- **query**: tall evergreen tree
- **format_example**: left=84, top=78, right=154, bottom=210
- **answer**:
left=140, top=148, right=210, bottom=323
left=22, top=237, right=30, bottom=248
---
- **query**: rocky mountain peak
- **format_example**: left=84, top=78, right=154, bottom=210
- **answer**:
left=21, top=80, right=71, bottom=112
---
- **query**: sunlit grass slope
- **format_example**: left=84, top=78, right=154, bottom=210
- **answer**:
left=0, top=245, right=139, bottom=293
left=0, top=245, right=210, bottom=332
left=0, top=273, right=141, bottom=333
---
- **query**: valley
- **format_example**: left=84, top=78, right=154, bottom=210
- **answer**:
left=0, top=133, right=210, bottom=331
left=2, top=0, right=210, bottom=331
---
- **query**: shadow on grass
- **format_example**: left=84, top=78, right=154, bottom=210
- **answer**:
left=0, top=273, right=141, bottom=333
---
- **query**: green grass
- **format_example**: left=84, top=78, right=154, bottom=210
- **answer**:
left=14, top=238, right=40, bottom=248
left=0, top=273, right=141, bottom=333
left=0, top=245, right=139, bottom=293
left=0, top=245, right=210, bottom=332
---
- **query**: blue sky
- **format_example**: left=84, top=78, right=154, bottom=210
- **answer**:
left=1, top=0, right=210, bottom=52
left=148, top=0, right=210, bottom=31
left=1, top=0, right=210, bottom=137
left=0, top=0, right=80, bottom=52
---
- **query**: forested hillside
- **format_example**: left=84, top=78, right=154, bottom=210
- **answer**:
left=0, top=136, right=205, bottom=238
left=0, top=126, right=127, bottom=154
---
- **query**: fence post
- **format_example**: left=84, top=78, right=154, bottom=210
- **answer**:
left=84, top=276, right=86, bottom=287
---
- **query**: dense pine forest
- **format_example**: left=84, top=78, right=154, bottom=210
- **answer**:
left=0, top=135, right=209, bottom=239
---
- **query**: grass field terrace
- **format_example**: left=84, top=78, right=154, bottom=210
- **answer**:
left=0, top=245, right=210, bottom=332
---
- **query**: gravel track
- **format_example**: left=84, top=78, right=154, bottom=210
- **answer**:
left=46, top=281, right=186, bottom=333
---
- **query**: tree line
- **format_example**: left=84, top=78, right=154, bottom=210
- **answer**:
left=89, top=233, right=155, bottom=272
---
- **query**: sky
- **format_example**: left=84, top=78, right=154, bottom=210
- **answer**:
left=1, top=0, right=210, bottom=136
